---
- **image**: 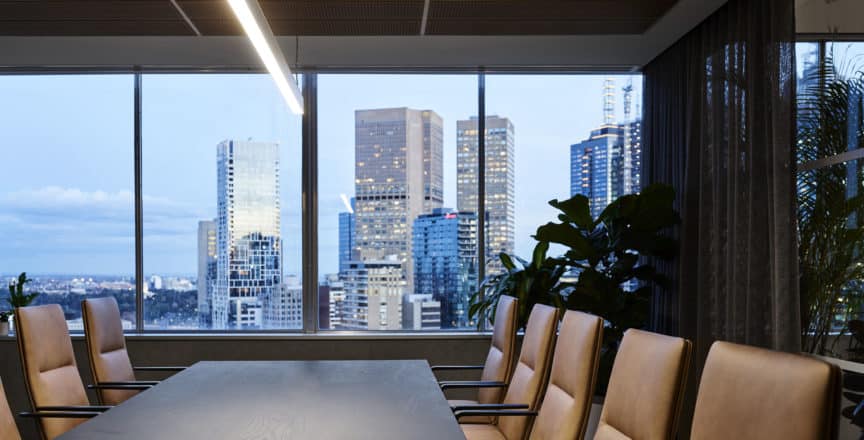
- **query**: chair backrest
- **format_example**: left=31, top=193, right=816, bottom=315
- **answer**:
left=529, top=311, right=603, bottom=440
left=478, top=295, right=519, bottom=404
left=595, top=329, right=692, bottom=440
left=496, top=303, right=559, bottom=440
left=82, top=297, right=138, bottom=405
left=690, top=341, right=839, bottom=440
left=0, top=379, right=22, bottom=440
left=15, top=304, right=90, bottom=440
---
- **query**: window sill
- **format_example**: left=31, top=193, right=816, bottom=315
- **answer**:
left=0, top=331, right=493, bottom=342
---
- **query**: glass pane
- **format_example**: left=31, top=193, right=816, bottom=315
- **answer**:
left=143, top=74, right=302, bottom=330
left=484, top=75, right=643, bottom=273
left=0, top=75, right=136, bottom=330
left=798, top=158, right=864, bottom=350
left=318, top=74, right=478, bottom=330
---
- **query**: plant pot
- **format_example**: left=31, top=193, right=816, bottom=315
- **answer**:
left=0, top=321, right=8, bottom=336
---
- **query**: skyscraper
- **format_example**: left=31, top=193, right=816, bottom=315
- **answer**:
left=212, top=139, right=283, bottom=329
left=263, top=275, right=302, bottom=329
left=339, top=259, right=405, bottom=330
left=412, top=208, right=478, bottom=328
left=456, top=115, right=515, bottom=274
left=421, top=110, right=444, bottom=213
left=570, top=80, right=642, bottom=217
left=354, top=108, right=442, bottom=289
left=338, top=197, right=356, bottom=273
left=196, top=219, right=216, bottom=327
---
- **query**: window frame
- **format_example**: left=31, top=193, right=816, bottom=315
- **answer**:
left=0, top=67, right=643, bottom=335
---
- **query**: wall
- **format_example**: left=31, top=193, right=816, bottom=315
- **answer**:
left=0, top=334, right=493, bottom=440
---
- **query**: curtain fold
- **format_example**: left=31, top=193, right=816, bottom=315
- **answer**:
left=643, top=0, right=798, bottom=361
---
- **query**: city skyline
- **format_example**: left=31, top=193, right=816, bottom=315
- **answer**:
left=0, top=74, right=641, bottom=278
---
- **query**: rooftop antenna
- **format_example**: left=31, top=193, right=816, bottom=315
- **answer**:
left=603, top=78, right=616, bottom=125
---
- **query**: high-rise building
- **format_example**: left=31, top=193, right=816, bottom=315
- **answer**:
left=319, top=273, right=346, bottom=329
left=402, top=294, right=442, bottom=330
left=570, top=80, right=642, bottom=217
left=421, top=110, right=444, bottom=213
left=412, top=208, right=478, bottom=328
left=339, top=259, right=404, bottom=330
left=197, top=219, right=217, bottom=327
left=263, top=275, right=302, bottom=329
left=456, top=115, right=515, bottom=275
left=212, top=139, right=284, bottom=329
left=338, top=197, right=356, bottom=273
left=354, top=108, right=442, bottom=289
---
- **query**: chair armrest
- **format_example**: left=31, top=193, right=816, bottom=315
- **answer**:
left=454, top=409, right=538, bottom=421
left=430, top=365, right=485, bottom=371
left=450, top=403, right=529, bottom=412
left=36, top=405, right=112, bottom=412
left=20, top=411, right=102, bottom=419
left=133, top=366, right=186, bottom=372
left=88, top=381, right=156, bottom=390
left=440, top=380, right=507, bottom=390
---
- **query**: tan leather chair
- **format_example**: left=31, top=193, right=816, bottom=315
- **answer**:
left=436, top=295, right=519, bottom=412
left=457, top=310, right=604, bottom=440
left=1, top=379, right=22, bottom=440
left=595, top=329, right=692, bottom=440
left=457, top=303, right=560, bottom=440
left=689, top=341, right=840, bottom=440
left=15, top=304, right=110, bottom=440
left=82, top=297, right=174, bottom=405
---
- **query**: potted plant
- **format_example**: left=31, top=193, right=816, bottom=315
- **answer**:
left=0, top=311, right=9, bottom=336
left=6, top=272, right=39, bottom=334
left=470, top=183, right=679, bottom=394
left=797, top=48, right=864, bottom=356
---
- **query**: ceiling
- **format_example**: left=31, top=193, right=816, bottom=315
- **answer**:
left=0, top=0, right=679, bottom=37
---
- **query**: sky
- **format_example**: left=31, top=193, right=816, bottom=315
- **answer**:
left=0, top=72, right=643, bottom=278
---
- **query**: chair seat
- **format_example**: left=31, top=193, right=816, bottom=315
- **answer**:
left=448, top=399, right=492, bottom=424
left=461, top=423, right=507, bottom=440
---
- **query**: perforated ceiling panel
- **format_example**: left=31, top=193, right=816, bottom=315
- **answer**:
left=0, top=0, right=678, bottom=36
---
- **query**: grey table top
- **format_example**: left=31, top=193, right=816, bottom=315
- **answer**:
left=57, top=360, right=466, bottom=440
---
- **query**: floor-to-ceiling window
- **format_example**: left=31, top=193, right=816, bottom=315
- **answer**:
left=0, top=75, right=136, bottom=329
left=142, top=74, right=303, bottom=330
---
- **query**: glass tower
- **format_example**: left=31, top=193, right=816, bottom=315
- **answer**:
left=338, top=197, right=356, bottom=273
left=412, top=208, right=478, bottom=328
left=213, top=139, right=283, bottom=329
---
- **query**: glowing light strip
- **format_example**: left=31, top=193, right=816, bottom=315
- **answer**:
left=227, top=0, right=304, bottom=114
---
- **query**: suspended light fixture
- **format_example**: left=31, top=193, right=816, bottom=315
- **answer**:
left=227, top=0, right=304, bottom=114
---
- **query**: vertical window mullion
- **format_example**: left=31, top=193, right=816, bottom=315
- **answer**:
left=134, top=70, right=144, bottom=333
left=477, top=71, right=486, bottom=312
left=302, top=73, right=319, bottom=333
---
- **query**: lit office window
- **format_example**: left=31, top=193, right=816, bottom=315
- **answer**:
left=0, top=75, right=136, bottom=330
left=484, top=75, right=643, bottom=273
left=317, top=74, right=478, bottom=331
left=142, top=74, right=302, bottom=330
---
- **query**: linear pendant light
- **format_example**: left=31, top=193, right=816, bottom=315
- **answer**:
left=227, top=0, right=304, bottom=114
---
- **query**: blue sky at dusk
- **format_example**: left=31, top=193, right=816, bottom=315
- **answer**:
left=0, top=73, right=641, bottom=278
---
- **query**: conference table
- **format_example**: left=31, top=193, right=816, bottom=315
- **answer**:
left=57, top=360, right=467, bottom=440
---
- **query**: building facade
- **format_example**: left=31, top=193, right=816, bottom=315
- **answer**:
left=402, top=294, right=442, bottom=330
left=456, top=115, right=515, bottom=275
left=354, top=108, right=442, bottom=289
left=338, top=198, right=356, bottom=273
left=212, top=139, right=283, bottom=329
left=196, top=219, right=217, bottom=327
left=338, top=259, right=404, bottom=330
left=412, top=209, right=478, bottom=328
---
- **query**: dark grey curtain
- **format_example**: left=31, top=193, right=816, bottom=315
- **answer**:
left=643, top=0, right=799, bottom=359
